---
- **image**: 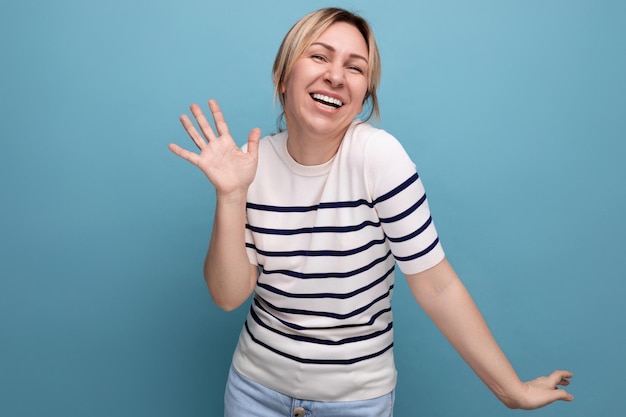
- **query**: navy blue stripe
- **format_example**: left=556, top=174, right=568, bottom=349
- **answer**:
left=256, top=266, right=394, bottom=299
left=253, top=299, right=393, bottom=331
left=244, top=321, right=394, bottom=365
left=246, top=202, right=318, bottom=213
left=394, top=237, right=440, bottom=262
left=373, top=172, right=419, bottom=205
left=379, top=193, right=427, bottom=224
left=246, top=220, right=381, bottom=236
left=251, top=237, right=386, bottom=258
left=246, top=200, right=374, bottom=213
left=249, top=308, right=393, bottom=346
left=255, top=286, right=392, bottom=320
left=319, top=199, right=374, bottom=209
left=255, top=250, right=393, bottom=279
left=245, top=173, right=418, bottom=214
left=387, top=216, right=433, bottom=243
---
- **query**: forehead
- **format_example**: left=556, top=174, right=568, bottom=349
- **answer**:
left=309, top=21, right=368, bottom=56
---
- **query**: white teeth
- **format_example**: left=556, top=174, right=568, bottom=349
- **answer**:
left=312, top=93, right=343, bottom=107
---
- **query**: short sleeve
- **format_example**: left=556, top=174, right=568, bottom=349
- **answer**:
left=364, top=131, right=445, bottom=275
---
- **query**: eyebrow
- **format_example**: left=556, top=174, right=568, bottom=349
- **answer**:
left=310, top=42, right=369, bottom=63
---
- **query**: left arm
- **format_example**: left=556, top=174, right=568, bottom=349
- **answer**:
left=406, top=258, right=573, bottom=409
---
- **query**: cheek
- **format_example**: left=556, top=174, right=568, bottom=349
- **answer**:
left=354, top=82, right=369, bottom=108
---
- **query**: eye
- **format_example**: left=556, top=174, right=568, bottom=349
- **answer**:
left=311, top=54, right=327, bottom=62
left=348, top=65, right=364, bottom=74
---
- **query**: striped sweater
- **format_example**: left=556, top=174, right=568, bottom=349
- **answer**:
left=232, top=120, right=445, bottom=401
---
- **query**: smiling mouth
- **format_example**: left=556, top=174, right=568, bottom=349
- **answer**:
left=311, top=93, right=343, bottom=109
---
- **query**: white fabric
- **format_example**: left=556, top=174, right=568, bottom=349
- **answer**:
left=232, top=120, right=445, bottom=401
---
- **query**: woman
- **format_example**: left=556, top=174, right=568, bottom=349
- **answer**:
left=169, top=7, right=573, bottom=417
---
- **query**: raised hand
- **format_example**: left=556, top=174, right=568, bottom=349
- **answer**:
left=169, top=100, right=260, bottom=199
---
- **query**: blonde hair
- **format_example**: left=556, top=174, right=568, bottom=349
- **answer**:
left=272, top=8, right=381, bottom=130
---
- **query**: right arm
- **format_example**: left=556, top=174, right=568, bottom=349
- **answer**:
left=204, top=192, right=258, bottom=311
left=169, top=99, right=260, bottom=311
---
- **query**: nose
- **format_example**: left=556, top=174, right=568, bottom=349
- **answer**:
left=324, top=62, right=344, bottom=87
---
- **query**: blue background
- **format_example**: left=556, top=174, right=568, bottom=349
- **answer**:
left=1, top=0, right=624, bottom=416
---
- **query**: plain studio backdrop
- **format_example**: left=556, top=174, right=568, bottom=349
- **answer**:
left=1, top=1, right=624, bottom=416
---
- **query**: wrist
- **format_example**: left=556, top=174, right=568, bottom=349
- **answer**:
left=215, top=189, right=248, bottom=206
left=496, top=382, right=527, bottom=409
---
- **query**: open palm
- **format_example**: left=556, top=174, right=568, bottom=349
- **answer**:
left=169, top=100, right=260, bottom=197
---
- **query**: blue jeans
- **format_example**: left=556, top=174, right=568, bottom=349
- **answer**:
left=224, top=366, right=394, bottom=417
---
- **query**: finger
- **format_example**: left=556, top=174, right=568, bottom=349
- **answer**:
left=190, top=103, right=218, bottom=142
left=208, top=99, right=231, bottom=137
left=168, top=143, right=201, bottom=166
left=547, top=370, right=573, bottom=390
left=540, top=387, right=574, bottom=405
left=246, top=127, right=261, bottom=158
left=554, top=388, right=574, bottom=402
left=180, top=113, right=207, bottom=150
left=549, top=370, right=573, bottom=385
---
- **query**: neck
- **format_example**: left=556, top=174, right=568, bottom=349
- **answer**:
left=285, top=122, right=351, bottom=166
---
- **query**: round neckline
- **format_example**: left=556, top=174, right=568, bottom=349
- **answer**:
left=278, top=135, right=337, bottom=177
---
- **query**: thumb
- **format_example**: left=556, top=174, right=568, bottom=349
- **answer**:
left=555, top=388, right=574, bottom=402
left=538, top=384, right=574, bottom=406
left=246, top=128, right=261, bottom=158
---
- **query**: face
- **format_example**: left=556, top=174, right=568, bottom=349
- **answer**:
left=282, top=21, right=369, bottom=138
